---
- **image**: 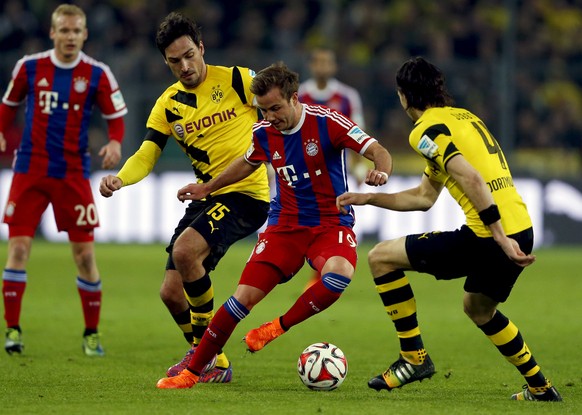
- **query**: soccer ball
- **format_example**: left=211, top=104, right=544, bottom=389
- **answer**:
left=297, top=342, right=348, bottom=391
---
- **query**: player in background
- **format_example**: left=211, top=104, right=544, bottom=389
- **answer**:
left=337, top=57, right=562, bottom=401
left=0, top=4, right=127, bottom=357
left=298, top=46, right=369, bottom=289
left=156, top=62, right=392, bottom=389
left=99, top=12, right=269, bottom=383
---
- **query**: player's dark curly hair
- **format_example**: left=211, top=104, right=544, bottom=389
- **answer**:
left=396, top=57, right=454, bottom=110
left=155, top=12, right=202, bottom=58
left=250, top=62, right=299, bottom=101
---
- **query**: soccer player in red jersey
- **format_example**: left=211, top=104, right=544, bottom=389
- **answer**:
left=298, top=46, right=369, bottom=290
left=299, top=46, right=365, bottom=128
left=156, top=62, right=393, bottom=389
left=0, top=4, right=127, bottom=356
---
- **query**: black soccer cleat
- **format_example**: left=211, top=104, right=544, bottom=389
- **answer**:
left=368, top=354, right=435, bottom=391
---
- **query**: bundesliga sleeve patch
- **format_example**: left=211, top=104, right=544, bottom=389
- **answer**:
left=245, top=141, right=255, bottom=158
left=111, top=90, right=126, bottom=112
left=417, top=134, right=439, bottom=158
left=347, top=126, right=370, bottom=144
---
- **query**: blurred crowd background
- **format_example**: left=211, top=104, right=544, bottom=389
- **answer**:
left=1, top=0, right=581, bottom=178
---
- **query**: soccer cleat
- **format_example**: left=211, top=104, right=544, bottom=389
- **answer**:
left=244, top=318, right=285, bottom=353
left=511, top=383, right=563, bottom=401
left=5, top=328, right=24, bottom=355
left=83, top=332, right=105, bottom=357
left=166, top=344, right=218, bottom=377
left=368, top=354, right=436, bottom=391
left=199, top=362, right=233, bottom=383
left=157, top=369, right=199, bottom=389
left=166, top=346, right=195, bottom=377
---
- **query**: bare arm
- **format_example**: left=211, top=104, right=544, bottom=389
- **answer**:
left=177, top=156, right=260, bottom=201
left=446, top=154, right=535, bottom=267
left=360, top=141, right=393, bottom=187
left=337, top=173, right=442, bottom=214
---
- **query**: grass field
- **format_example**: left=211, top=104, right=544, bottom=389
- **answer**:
left=0, top=240, right=580, bottom=414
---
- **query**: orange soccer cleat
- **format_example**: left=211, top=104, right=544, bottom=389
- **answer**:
left=244, top=318, right=285, bottom=353
left=156, top=369, right=199, bottom=389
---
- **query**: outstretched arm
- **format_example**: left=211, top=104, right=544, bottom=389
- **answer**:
left=177, top=156, right=260, bottom=201
left=337, top=173, right=442, bottom=214
left=99, top=131, right=165, bottom=197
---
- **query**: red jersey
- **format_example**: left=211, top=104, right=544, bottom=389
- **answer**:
left=298, top=78, right=365, bottom=127
left=2, top=49, right=127, bottom=178
left=245, top=104, right=377, bottom=227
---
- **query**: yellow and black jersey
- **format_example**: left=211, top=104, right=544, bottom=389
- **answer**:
left=409, top=106, right=531, bottom=237
left=121, top=65, right=269, bottom=202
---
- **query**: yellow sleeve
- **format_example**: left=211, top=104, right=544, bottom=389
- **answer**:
left=117, top=140, right=162, bottom=186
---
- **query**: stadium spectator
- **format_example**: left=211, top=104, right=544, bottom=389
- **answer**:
left=2, top=1, right=582, bottom=175
left=0, top=4, right=127, bottom=356
left=98, top=12, right=270, bottom=383
left=336, top=57, right=562, bottom=401
left=156, top=61, right=393, bottom=389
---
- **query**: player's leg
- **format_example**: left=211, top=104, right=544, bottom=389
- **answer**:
left=2, top=173, right=48, bottom=354
left=70, top=237, right=104, bottom=357
left=464, top=228, right=561, bottom=401
left=245, top=226, right=357, bottom=352
left=156, top=264, right=279, bottom=389
left=367, top=235, right=436, bottom=390
left=3, top=236, right=32, bottom=354
left=467, top=292, right=561, bottom=401
left=54, top=176, right=103, bottom=356
left=164, top=195, right=269, bottom=380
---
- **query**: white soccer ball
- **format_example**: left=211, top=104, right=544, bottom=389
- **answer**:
left=297, top=342, right=348, bottom=391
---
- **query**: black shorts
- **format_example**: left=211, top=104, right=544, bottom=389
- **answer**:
left=405, top=225, right=534, bottom=303
left=165, top=193, right=269, bottom=273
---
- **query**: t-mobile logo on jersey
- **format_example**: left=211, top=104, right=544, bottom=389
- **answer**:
left=39, top=91, right=58, bottom=114
left=276, top=164, right=322, bottom=188
left=39, top=91, right=82, bottom=114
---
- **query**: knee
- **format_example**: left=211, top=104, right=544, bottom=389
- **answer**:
left=367, top=244, right=383, bottom=268
left=9, top=239, right=31, bottom=264
left=72, top=245, right=96, bottom=274
left=463, top=300, right=496, bottom=326
left=160, top=271, right=186, bottom=309
left=171, top=243, right=190, bottom=268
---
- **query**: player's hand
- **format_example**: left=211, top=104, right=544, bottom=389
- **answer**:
left=0, top=132, right=6, bottom=152
left=498, top=236, right=536, bottom=267
left=99, top=140, right=122, bottom=169
left=99, top=175, right=123, bottom=198
left=177, top=183, right=210, bottom=202
left=336, top=192, right=371, bottom=214
left=364, top=170, right=388, bottom=187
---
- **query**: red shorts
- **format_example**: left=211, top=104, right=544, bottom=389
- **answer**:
left=239, top=225, right=358, bottom=291
left=2, top=173, right=98, bottom=242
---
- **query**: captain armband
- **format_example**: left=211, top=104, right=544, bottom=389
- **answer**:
left=478, top=204, right=501, bottom=226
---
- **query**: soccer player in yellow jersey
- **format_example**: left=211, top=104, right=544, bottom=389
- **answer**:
left=337, top=57, right=562, bottom=401
left=99, top=12, right=270, bottom=382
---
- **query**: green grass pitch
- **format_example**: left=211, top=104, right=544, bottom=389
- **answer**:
left=0, top=240, right=580, bottom=414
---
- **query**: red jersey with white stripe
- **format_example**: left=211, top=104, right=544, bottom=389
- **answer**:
left=2, top=49, right=127, bottom=178
left=298, top=78, right=365, bottom=127
left=245, top=104, right=377, bottom=227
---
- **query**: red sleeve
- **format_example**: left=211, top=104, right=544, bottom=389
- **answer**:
left=0, top=103, right=19, bottom=133
left=106, top=116, right=125, bottom=143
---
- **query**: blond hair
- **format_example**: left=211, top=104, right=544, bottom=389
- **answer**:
left=51, top=4, right=86, bottom=28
